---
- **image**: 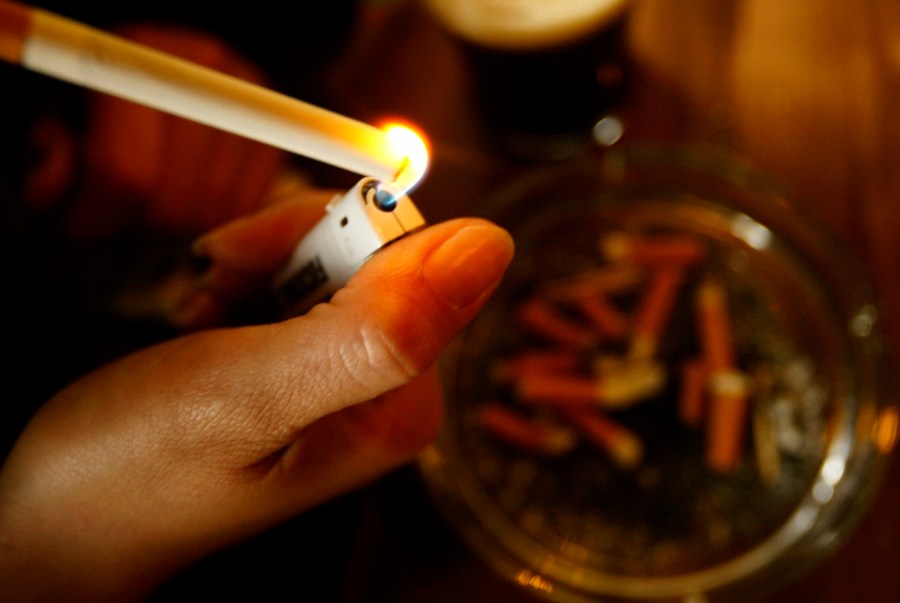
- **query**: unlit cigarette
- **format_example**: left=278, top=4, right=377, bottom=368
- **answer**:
left=0, top=1, right=426, bottom=190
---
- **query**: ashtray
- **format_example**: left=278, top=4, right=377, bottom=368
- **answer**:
left=419, top=145, right=898, bottom=602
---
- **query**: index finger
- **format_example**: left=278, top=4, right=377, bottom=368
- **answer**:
left=171, top=186, right=339, bottom=329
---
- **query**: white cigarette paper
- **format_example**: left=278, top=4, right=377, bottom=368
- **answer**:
left=18, top=7, right=417, bottom=187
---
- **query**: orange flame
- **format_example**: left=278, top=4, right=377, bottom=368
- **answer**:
left=378, top=118, right=430, bottom=194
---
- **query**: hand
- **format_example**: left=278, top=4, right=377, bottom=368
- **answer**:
left=0, top=190, right=515, bottom=602
left=23, top=24, right=286, bottom=238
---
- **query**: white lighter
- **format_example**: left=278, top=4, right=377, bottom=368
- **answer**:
left=274, top=177, right=426, bottom=317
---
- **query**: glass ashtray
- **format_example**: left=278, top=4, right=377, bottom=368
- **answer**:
left=419, top=145, right=898, bottom=602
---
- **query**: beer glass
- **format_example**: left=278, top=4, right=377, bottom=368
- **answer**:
left=421, top=0, right=632, bottom=159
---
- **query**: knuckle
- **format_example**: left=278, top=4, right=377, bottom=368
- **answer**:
left=335, top=300, right=438, bottom=396
left=359, top=322, right=422, bottom=384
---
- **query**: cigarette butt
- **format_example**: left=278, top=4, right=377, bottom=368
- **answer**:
left=516, top=372, right=597, bottom=406
left=706, top=370, right=751, bottom=472
left=518, top=297, right=596, bottom=349
left=539, top=266, right=642, bottom=301
left=477, top=402, right=578, bottom=456
left=696, top=278, right=749, bottom=472
left=599, top=361, right=667, bottom=406
left=695, top=277, right=735, bottom=370
left=557, top=407, right=644, bottom=469
left=593, top=354, right=628, bottom=375
left=679, top=359, right=707, bottom=428
left=601, top=231, right=707, bottom=266
left=490, top=350, right=582, bottom=383
left=573, top=293, right=630, bottom=339
left=753, top=405, right=782, bottom=485
left=516, top=361, right=666, bottom=409
left=630, top=267, right=684, bottom=359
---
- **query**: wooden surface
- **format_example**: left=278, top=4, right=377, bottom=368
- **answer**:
left=318, top=1, right=900, bottom=601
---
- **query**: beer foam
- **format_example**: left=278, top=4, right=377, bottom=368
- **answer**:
left=423, top=0, right=630, bottom=50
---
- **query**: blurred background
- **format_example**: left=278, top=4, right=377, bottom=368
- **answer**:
left=2, top=0, right=899, bottom=601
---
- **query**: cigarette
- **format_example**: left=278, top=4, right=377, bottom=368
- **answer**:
left=490, top=349, right=582, bottom=383
left=706, top=371, right=751, bottom=471
left=601, top=231, right=707, bottom=266
left=696, top=278, right=736, bottom=369
left=573, top=293, right=630, bottom=339
left=515, top=360, right=665, bottom=409
left=0, top=1, right=427, bottom=191
left=630, top=267, right=684, bottom=360
left=518, top=297, right=596, bottom=349
left=556, top=407, right=644, bottom=469
left=753, top=404, right=782, bottom=485
left=678, top=358, right=707, bottom=428
left=592, top=354, right=629, bottom=375
left=539, top=266, right=642, bottom=301
left=477, top=403, right=578, bottom=456
left=695, top=277, right=749, bottom=472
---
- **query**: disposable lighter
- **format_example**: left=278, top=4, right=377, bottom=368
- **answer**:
left=274, top=178, right=425, bottom=316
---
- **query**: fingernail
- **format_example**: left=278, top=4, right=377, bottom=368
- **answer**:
left=190, top=216, right=249, bottom=258
left=191, top=233, right=214, bottom=259
left=422, top=223, right=514, bottom=310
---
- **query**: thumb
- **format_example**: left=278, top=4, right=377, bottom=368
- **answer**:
left=0, top=218, right=513, bottom=596
left=254, top=217, right=515, bottom=432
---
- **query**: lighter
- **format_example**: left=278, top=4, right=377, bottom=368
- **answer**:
left=274, top=177, right=426, bottom=317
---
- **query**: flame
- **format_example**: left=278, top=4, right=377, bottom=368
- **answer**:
left=379, top=119, right=430, bottom=194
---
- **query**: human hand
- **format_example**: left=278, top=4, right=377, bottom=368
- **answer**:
left=0, top=189, right=514, bottom=602
left=23, top=24, right=285, bottom=238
